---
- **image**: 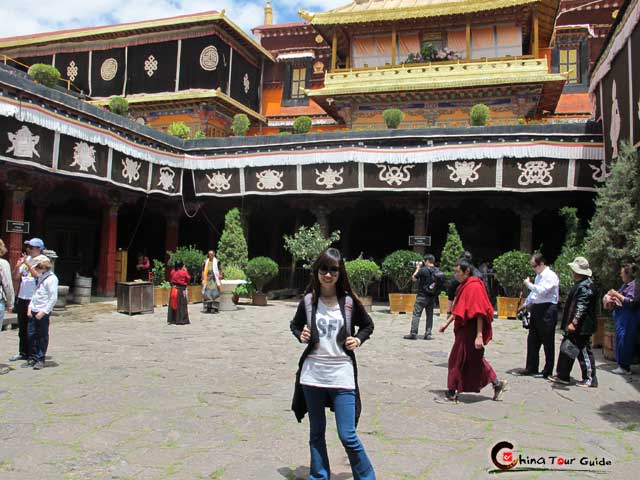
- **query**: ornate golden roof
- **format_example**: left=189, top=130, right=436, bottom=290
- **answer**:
left=306, top=58, right=566, bottom=97
left=300, top=0, right=554, bottom=24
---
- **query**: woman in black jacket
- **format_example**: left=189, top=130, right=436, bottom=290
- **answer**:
left=290, top=248, right=375, bottom=480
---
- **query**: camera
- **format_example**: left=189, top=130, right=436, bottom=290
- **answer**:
left=409, top=260, right=423, bottom=267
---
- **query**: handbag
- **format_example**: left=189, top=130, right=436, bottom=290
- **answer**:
left=560, top=337, right=580, bottom=360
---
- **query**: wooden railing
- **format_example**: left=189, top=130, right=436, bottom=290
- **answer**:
left=2, top=54, right=83, bottom=94
left=333, top=55, right=536, bottom=73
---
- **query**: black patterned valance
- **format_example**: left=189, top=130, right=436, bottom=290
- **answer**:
left=0, top=116, right=54, bottom=169
left=90, top=48, right=126, bottom=97
left=230, top=50, right=259, bottom=111
left=55, top=51, right=90, bottom=94
left=179, top=35, right=230, bottom=91
left=127, top=41, right=178, bottom=94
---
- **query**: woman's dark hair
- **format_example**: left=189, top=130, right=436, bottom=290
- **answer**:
left=621, top=263, right=637, bottom=277
left=174, top=261, right=184, bottom=270
left=454, top=259, right=474, bottom=275
left=307, top=248, right=358, bottom=303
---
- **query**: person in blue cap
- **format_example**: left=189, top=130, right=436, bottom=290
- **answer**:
left=8, top=238, right=44, bottom=362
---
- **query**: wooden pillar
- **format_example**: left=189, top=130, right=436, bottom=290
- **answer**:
left=97, top=202, right=119, bottom=297
left=312, top=206, right=330, bottom=237
left=391, top=24, right=397, bottom=66
left=4, top=186, right=29, bottom=272
left=165, top=215, right=180, bottom=258
left=331, top=29, right=338, bottom=71
left=466, top=18, right=471, bottom=61
left=532, top=9, right=539, bottom=58
left=519, top=209, right=534, bottom=254
left=410, top=207, right=427, bottom=255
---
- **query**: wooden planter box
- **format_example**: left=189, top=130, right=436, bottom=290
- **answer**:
left=389, top=293, right=416, bottom=314
left=359, top=296, right=373, bottom=312
left=252, top=292, right=268, bottom=306
left=153, top=287, right=170, bottom=307
left=187, top=284, right=203, bottom=304
left=497, top=296, right=521, bottom=319
left=603, top=319, right=616, bottom=361
left=438, top=296, right=449, bottom=316
left=592, top=315, right=609, bottom=348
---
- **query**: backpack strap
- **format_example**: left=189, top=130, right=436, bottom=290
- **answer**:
left=304, top=293, right=313, bottom=328
left=344, top=295, right=353, bottom=334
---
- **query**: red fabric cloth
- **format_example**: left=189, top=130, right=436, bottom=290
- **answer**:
left=447, top=276, right=497, bottom=393
left=170, top=269, right=191, bottom=286
left=451, top=276, right=493, bottom=345
left=170, top=287, right=179, bottom=310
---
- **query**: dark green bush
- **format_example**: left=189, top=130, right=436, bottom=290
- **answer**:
left=231, top=114, right=251, bottom=136
left=108, top=96, right=129, bottom=116
left=382, top=108, right=404, bottom=129
left=470, top=104, right=490, bottom=126
left=28, top=64, right=61, bottom=88
left=293, top=116, right=312, bottom=134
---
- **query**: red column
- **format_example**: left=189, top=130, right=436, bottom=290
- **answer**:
left=97, top=203, right=119, bottom=297
left=5, top=188, right=28, bottom=271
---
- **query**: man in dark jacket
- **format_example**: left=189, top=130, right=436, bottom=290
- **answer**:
left=551, top=257, right=598, bottom=388
left=404, top=254, right=444, bottom=340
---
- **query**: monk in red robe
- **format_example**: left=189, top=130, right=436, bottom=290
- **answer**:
left=437, top=259, right=507, bottom=403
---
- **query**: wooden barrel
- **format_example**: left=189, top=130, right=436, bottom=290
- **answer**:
left=603, top=319, right=616, bottom=361
left=74, top=274, right=92, bottom=304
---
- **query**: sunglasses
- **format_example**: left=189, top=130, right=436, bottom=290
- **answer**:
left=318, top=265, right=340, bottom=276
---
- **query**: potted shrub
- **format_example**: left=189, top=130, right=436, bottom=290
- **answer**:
left=245, top=256, right=279, bottom=306
left=168, top=245, right=205, bottom=304
left=345, top=257, right=382, bottom=312
left=292, top=116, right=312, bottom=134
left=217, top=208, right=249, bottom=271
left=470, top=104, right=490, bottom=126
left=382, top=108, right=404, bottom=129
left=150, top=259, right=170, bottom=307
left=493, top=250, right=534, bottom=319
left=108, top=96, right=129, bottom=116
left=27, top=64, right=61, bottom=88
left=231, top=113, right=251, bottom=136
left=382, top=250, right=422, bottom=313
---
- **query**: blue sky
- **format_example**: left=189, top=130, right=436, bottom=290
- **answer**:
left=0, top=0, right=348, bottom=39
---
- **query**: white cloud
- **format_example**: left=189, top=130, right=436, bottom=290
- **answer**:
left=0, top=0, right=266, bottom=38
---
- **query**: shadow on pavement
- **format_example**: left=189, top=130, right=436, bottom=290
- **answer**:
left=277, top=466, right=352, bottom=480
left=597, top=401, right=640, bottom=430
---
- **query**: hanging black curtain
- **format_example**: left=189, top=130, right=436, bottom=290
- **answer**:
left=179, top=35, right=230, bottom=91
left=127, top=40, right=178, bottom=94
left=55, top=51, right=90, bottom=94
left=91, top=48, right=126, bottom=97
left=230, top=50, right=259, bottom=111
left=13, top=55, right=53, bottom=73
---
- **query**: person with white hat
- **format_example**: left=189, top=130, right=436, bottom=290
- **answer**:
left=8, top=238, right=44, bottom=362
left=24, top=254, right=58, bottom=370
left=550, top=256, right=598, bottom=388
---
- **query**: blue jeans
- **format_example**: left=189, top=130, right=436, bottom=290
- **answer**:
left=302, top=385, right=375, bottom=480
left=28, top=312, right=50, bottom=362
left=0, top=300, right=5, bottom=331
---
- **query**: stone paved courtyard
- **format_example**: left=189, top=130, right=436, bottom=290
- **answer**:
left=1, top=300, right=639, bottom=479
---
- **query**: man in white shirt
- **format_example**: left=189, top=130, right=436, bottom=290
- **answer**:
left=515, top=253, right=559, bottom=378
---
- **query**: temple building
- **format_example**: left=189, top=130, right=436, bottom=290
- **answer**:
left=0, top=11, right=273, bottom=136
left=0, top=1, right=617, bottom=298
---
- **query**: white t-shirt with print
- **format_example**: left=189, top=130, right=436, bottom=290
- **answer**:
left=300, top=299, right=355, bottom=389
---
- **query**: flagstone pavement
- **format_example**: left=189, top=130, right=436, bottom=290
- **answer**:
left=1, top=300, right=639, bottom=480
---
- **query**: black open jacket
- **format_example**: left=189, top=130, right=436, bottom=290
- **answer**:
left=290, top=294, right=374, bottom=425
left=561, top=277, right=597, bottom=335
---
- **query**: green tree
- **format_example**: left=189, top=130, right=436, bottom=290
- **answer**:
left=584, top=141, right=640, bottom=287
left=28, top=64, right=61, bottom=88
left=245, top=257, right=279, bottom=292
left=217, top=208, right=249, bottom=270
left=283, top=224, right=340, bottom=270
left=382, top=250, right=422, bottom=292
left=382, top=108, right=404, bottom=129
left=493, top=250, right=534, bottom=297
left=231, top=113, right=251, bottom=136
left=108, top=96, right=129, bottom=116
left=293, top=116, right=312, bottom=134
left=470, top=104, right=490, bottom=126
left=552, top=207, right=585, bottom=301
left=167, top=121, right=191, bottom=140
left=168, top=245, right=205, bottom=283
left=440, top=223, right=465, bottom=274
left=345, top=257, right=382, bottom=298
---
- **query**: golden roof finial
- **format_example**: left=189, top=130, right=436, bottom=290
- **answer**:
left=265, top=0, right=273, bottom=25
